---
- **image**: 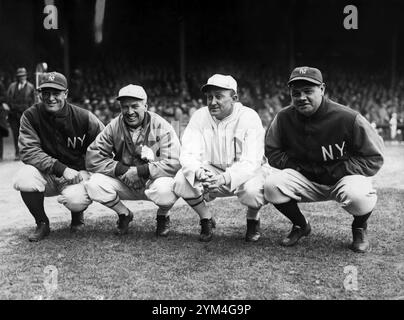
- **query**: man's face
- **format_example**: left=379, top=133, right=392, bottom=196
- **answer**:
left=40, top=88, right=68, bottom=113
left=17, top=75, right=27, bottom=83
left=290, top=81, right=324, bottom=117
left=120, top=97, right=147, bottom=127
left=206, top=88, right=236, bottom=120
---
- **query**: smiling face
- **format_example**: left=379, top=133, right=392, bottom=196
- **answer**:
left=39, top=88, right=68, bottom=113
left=119, top=97, right=147, bottom=128
left=290, top=80, right=325, bottom=117
left=205, top=87, right=237, bottom=120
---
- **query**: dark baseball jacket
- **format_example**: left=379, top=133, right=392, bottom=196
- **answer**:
left=19, top=102, right=105, bottom=176
left=265, top=97, right=385, bottom=185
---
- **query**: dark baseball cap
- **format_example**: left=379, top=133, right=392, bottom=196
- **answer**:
left=38, top=72, right=68, bottom=91
left=288, top=66, right=323, bottom=86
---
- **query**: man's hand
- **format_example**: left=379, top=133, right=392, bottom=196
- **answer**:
left=63, top=167, right=83, bottom=184
left=120, top=166, right=140, bottom=186
left=195, top=167, right=214, bottom=182
left=202, top=174, right=226, bottom=194
left=141, top=145, right=154, bottom=162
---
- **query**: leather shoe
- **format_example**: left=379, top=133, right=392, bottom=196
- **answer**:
left=199, top=217, right=216, bottom=242
left=115, top=211, right=133, bottom=235
left=156, top=215, right=170, bottom=237
left=281, top=222, right=311, bottom=246
left=245, top=219, right=261, bottom=242
left=350, top=228, right=370, bottom=253
left=28, top=222, right=50, bottom=242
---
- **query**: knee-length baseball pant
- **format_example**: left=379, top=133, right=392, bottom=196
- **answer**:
left=13, top=164, right=91, bottom=212
left=84, top=173, right=178, bottom=208
left=173, top=164, right=270, bottom=209
left=264, top=168, right=377, bottom=216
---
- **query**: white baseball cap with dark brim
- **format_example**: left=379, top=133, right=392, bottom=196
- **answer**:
left=117, top=84, right=147, bottom=101
left=201, top=74, right=238, bottom=93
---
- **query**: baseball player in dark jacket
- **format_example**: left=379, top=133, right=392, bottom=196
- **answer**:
left=264, top=66, right=384, bottom=253
left=13, top=72, right=104, bottom=242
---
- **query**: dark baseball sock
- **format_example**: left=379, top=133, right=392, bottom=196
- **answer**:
left=274, top=200, right=307, bottom=228
left=20, top=191, right=49, bottom=225
left=71, top=211, right=84, bottom=225
left=352, top=212, right=371, bottom=229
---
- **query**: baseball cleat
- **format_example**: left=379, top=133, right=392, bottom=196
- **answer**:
left=281, top=222, right=311, bottom=246
left=199, top=217, right=216, bottom=242
left=156, top=215, right=170, bottom=237
left=28, top=222, right=50, bottom=242
left=115, top=211, right=133, bottom=235
left=245, top=219, right=261, bottom=242
left=350, top=228, right=370, bottom=253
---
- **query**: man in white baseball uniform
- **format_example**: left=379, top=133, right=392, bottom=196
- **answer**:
left=174, top=74, right=270, bottom=242
left=85, top=84, right=181, bottom=236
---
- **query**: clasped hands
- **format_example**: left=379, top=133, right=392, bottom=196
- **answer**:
left=196, top=167, right=226, bottom=195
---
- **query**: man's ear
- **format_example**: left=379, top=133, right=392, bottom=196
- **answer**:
left=320, top=84, right=326, bottom=96
left=64, top=89, right=69, bottom=98
left=232, top=94, right=238, bottom=102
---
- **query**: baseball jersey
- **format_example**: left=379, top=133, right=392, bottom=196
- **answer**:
left=180, top=102, right=267, bottom=191
left=19, top=102, right=105, bottom=176
left=265, top=97, right=385, bottom=185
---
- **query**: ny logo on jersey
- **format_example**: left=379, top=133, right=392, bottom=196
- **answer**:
left=299, top=67, right=308, bottom=74
left=67, top=134, right=86, bottom=149
left=321, top=141, right=346, bottom=161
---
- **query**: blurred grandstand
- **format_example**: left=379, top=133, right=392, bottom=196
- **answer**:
left=0, top=0, right=403, bottom=141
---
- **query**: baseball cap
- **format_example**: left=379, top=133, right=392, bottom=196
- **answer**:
left=16, top=67, right=27, bottom=77
left=201, top=74, right=238, bottom=93
left=288, top=66, right=323, bottom=86
left=117, top=84, right=147, bottom=101
left=38, top=72, right=68, bottom=91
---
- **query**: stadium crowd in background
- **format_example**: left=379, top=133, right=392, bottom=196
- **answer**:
left=0, top=58, right=403, bottom=151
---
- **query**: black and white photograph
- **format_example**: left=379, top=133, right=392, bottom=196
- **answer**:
left=0, top=0, right=403, bottom=304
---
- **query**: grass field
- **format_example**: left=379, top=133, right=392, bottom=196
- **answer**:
left=0, top=138, right=403, bottom=300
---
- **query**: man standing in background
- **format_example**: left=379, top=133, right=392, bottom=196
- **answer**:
left=6, top=67, right=35, bottom=160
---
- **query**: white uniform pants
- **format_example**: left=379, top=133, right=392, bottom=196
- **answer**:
left=13, top=164, right=91, bottom=212
left=264, top=168, right=377, bottom=216
left=174, top=164, right=271, bottom=209
left=84, top=173, right=178, bottom=208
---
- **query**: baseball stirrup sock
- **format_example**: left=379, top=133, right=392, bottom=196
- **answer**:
left=110, top=201, right=131, bottom=216
left=20, top=191, right=49, bottom=225
left=246, top=207, right=260, bottom=220
left=352, top=212, right=371, bottom=229
left=157, top=205, right=172, bottom=216
left=274, top=200, right=307, bottom=228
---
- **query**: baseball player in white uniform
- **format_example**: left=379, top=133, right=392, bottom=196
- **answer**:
left=85, top=85, right=181, bottom=236
left=174, top=74, right=271, bottom=242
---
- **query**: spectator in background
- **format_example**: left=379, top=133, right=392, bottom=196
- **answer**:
left=0, top=76, right=8, bottom=161
left=6, top=68, right=35, bottom=160
left=172, top=105, right=188, bottom=140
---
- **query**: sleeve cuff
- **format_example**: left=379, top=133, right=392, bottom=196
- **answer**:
left=136, top=164, right=150, bottom=179
left=115, top=162, right=130, bottom=177
left=52, top=161, right=67, bottom=177
left=222, top=171, right=232, bottom=186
